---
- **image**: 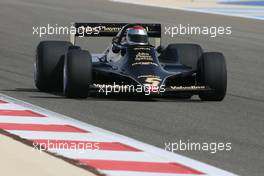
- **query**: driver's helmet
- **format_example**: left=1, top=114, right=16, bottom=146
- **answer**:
left=126, top=25, right=149, bottom=45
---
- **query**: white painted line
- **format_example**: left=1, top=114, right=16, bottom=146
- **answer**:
left=0, top=103, right=27, bottom=110
left=110, top=0, right=264, bottom=20
left=8, top=130, right=114, bottom=142
left=101, top=171, right=202, bottom=176
left=0, top=116, right=66, bottom=124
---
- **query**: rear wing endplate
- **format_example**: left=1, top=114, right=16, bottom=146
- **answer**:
left=70, top=23, right=162, bottom=47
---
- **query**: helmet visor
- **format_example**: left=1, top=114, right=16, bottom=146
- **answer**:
left=128, top=34, right=148, bottom=44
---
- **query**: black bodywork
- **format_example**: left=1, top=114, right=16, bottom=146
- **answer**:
left=72, top=23, right=212, bottom=95
left=91, top=45, right=210, bottom=95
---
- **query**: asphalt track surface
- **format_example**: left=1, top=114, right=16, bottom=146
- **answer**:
left=0, top=0, right=263, bottom=175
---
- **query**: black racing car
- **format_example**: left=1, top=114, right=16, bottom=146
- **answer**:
left=34, top=23, right=227, bottom=101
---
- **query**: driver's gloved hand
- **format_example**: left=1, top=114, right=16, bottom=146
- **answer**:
left=99, top=55, right=107, bottom=62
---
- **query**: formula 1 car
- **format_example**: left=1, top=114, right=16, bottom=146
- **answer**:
left=34, top=23, right=227, bottom=101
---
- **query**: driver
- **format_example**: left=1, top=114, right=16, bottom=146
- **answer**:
left=107, top=25, right=149, bottom=62
left=126, top=25, right=149, bottom=45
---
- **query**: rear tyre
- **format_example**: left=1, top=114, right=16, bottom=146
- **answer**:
left=198, top=52, right=227, bottom=101
left=63, top=50, right=92, bottom=98
left=35, top=41, right=72, bottom=92
left=159, top=43, right=203, bottom=70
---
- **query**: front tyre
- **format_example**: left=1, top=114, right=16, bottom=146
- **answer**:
left=198, top=52, right=227, bottom=101
left=63, top=50, right=92, bottom=98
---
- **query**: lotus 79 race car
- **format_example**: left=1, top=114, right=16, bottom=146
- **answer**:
left=34, top=23, right=227, bottom=101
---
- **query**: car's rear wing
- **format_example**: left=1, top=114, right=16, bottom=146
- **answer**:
left=70, top=23, right=162, bottom=47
